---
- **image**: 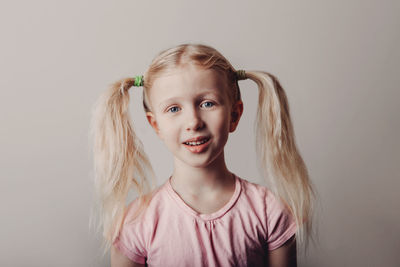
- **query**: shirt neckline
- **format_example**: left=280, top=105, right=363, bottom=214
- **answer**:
left=165, top=173, right=242, bottom=221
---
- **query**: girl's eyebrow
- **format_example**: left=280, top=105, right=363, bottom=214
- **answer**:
left=158, top=90, right=223, bottom=108
left=198, top=91, right=222, bottom=98
left=158, top=97, right=183, bottom=109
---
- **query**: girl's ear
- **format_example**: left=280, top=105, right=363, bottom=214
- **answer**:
left=146, top=112, right=162, bottom=138
left=229, top=100, right=244, bottom=132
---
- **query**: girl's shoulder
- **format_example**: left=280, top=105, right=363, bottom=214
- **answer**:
left=122, top=181, right=170, bottom=226
left=237, top=175, right=297, bottom=249
left=238, top=175, right=274, bottom=196
left=237, top=175, right=287, bottom=209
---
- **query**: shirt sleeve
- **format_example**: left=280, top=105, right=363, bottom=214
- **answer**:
left=113, top=201, right=148, bottom=264
left=265, top=190, right=297, bottom=250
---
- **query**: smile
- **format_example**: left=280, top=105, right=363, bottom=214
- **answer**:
left=183, top=138, right=210, bottom=146
left=182, top=137, right=211, bottom=153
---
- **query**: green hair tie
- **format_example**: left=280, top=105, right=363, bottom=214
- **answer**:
left=134, top=75, right=144, bottom=87
left=236, top=70, right=247, bottom=81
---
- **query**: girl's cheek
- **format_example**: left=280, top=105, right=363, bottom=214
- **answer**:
left=159, top=121, right=176, bottom=133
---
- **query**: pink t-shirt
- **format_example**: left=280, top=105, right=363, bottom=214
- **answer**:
left=114, top=173, right=297, bottom=266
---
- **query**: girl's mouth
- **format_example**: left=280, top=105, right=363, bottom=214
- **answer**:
left=183, top=137, right=210, bottom=146
left=183, top=137, right=211, bottom=153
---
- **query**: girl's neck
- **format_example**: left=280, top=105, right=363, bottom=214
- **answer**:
left=171, top=152, right=234, bottom=198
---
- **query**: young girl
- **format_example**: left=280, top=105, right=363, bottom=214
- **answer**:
left=91, top=44, right=314, bottom=267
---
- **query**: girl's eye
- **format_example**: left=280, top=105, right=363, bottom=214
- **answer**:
left=200, top=101, right=215, bottom=108
left=167, top=106, right=180, bottom=113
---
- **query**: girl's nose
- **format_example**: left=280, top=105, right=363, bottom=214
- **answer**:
left=185, top=109, right=204, bottom=131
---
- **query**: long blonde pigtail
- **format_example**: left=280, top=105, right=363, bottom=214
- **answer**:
left=90, top=77, right=155, bottom=250
left=245, top=71, right=315, bottom=247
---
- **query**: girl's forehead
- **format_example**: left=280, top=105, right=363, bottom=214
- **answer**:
left=155, top=64, right=223, bottom=81
left=150, top=65, right=229, bottom=95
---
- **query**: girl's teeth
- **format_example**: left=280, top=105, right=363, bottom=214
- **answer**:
left=185, top=139, right=208, bottom=146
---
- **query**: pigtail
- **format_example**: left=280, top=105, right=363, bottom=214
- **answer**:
left=90, top=77, right=155, bottom=250
left=245, top=71, right=315, bottom=247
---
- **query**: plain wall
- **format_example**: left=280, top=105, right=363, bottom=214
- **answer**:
left=1, top=0, right=399, bottom=266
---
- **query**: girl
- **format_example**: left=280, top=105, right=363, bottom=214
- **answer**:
left=91, top=44, right=314, bottom=267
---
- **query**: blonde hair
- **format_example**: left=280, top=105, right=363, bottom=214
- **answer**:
left=90, top=43, right=315, bottom=251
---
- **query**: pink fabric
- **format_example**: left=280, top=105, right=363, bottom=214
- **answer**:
left=114, top=174, right=297, bottom=266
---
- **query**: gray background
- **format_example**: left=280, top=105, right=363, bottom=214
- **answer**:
left=1, top=0, right=399, bottom=266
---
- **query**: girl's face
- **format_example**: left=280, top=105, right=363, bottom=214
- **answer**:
left=145, top=64, right=243, bottom=169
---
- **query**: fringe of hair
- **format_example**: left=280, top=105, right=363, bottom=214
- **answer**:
left=89, top=77, right=156, bottom=251
left=246, top=70, right=315, bottom=249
